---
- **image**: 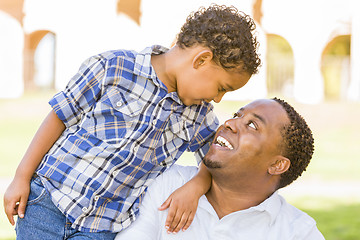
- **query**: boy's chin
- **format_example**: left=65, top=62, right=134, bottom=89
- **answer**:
left=183, top=99, right=204, bottom=106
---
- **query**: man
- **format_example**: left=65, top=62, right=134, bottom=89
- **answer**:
left=115, top=98, right=325, bottom=239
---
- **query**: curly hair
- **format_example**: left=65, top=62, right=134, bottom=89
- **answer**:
left=176, top=4, right=261, bottom=75
left=272, top=97, right=315, bottom=189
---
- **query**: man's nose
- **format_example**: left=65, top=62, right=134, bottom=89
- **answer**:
left=213, top=92, right=226, bottom=103
left=224, top=118, right=238, bottom=133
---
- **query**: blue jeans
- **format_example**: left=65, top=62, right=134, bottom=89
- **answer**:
left=16, top=175, right=117, bottom=240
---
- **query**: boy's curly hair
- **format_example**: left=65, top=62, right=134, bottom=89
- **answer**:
left=272, top=97, right=315, bottom=189
left=176, top=4, right=261, bottom=75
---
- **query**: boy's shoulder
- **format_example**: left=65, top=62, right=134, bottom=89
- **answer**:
left=96, top=49, right=138, bottom=61
left=94, top=45, right=167, bottom=62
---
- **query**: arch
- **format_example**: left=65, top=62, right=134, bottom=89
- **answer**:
left=266, top=34, right=294, bottom=97
left=117, top=0, right=141, bottom=25
left=0, top=0, right=24, bottom=25
left=24, top=30, right=56, bottom=90
left=321, top=35, right=351, bottom=100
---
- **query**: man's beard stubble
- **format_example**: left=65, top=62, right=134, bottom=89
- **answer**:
left=202, top=155, right=221, bottom=169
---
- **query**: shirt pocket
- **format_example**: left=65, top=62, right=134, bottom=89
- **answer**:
left=102, top=87, right=143, bottom=118
left=168, top=114, right=195, bottom=142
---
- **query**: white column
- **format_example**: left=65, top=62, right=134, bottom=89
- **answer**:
left=0, top=12, right=24, bottom=98
left=293, top=44, right=324, bottom=104
left=348, top=8, right=360, bottom=101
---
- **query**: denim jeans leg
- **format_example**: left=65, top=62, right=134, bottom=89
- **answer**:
left=65, top=224, right=117, bottom=240
left=16, top=175, right=67, bottom=240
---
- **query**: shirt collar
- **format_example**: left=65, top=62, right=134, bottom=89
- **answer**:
left=134, top=45, right=211, bottom=109
left=249, top=191, right=282, bottom=226
left=134, top=45, right=169, bottom=88
left=197, top=190, right=283, bottom=225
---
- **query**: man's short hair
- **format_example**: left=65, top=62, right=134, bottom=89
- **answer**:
left=176, top=4, right=261, bottom=75
left=273, top=97, right=315, bottom=189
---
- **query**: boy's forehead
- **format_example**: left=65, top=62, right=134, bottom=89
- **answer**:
left=228, top=71, right=251, bottom=90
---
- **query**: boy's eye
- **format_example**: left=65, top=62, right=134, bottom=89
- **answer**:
left=248, top=121, right=257, bottom=130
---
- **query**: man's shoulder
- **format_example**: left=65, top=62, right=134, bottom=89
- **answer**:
left=159, top=165, right=198, bottom=184
left=149, top=165, right=198, bottom=192
left=282, top=198, right=316, bottom=225
left=274, top=194, right=319, bottom=236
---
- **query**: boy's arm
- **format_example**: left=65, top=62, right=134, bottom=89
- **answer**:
left=3, top=110, right=65, bottom=225
left=159, top=105, right=217, bottom=233
left=158, top=163, right=211, bottom=233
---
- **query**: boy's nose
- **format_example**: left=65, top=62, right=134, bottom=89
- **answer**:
left=213, top=92, right=226, bottom=103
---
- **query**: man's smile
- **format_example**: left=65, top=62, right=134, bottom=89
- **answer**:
left=214, top=136, right=234, bottom=150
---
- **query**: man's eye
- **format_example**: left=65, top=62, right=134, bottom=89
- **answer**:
left=248, top=121, right=257, bottom=130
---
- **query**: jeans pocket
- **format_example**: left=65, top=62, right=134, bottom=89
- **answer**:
left=27, top=175, right=47, bottom=206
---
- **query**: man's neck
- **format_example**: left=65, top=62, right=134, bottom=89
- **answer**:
left=205, top=181, right=274, bottom=219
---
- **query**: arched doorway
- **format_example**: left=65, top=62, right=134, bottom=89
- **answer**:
left=321, top=35, right=351, bottom=100
left=266, top=34, right=294, bottom=97
left=24, top=30, right=56, bottom=90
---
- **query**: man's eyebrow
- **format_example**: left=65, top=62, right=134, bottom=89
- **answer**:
left=252, top=113, right=266, bottom=125
left=235, top=108, right=266, bottom=125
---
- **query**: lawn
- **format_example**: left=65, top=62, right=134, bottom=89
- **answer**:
left=0, top=92, right=359, bottom=239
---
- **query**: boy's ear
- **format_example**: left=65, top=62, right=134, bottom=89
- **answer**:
left=192, top=49, right=213, bottom=69
left=268, top=156, right=290, bottom=175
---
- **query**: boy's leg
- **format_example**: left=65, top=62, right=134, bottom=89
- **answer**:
left=16, top=175, right=66, bottom=240
left=15, top=174, right=117, bottom=240
left=65, top=227, right=117, bottom=239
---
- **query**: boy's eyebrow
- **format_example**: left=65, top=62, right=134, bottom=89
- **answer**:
left=225, top=84, right=234, bottom=91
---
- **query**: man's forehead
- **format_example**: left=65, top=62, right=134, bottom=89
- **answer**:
left=237, top=99, right=287, bottom=125
left=237, top=99, right=276, bottom=112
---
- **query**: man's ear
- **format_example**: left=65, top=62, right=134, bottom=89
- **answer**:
left=192, top=49, right=213, bottom=69
left=268, top=156, right=290, bottom=175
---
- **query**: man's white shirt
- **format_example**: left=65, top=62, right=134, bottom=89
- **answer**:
left=116, top=165, right=325, bottom=240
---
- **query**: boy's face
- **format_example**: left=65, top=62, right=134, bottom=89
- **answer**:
left=176, top=61, right=250, bottom=106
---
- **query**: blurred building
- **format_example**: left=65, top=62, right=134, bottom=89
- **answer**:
left=0, top=0, right=359, bottom=103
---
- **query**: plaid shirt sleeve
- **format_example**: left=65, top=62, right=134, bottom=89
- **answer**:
left=49, top=55, right=106, bottom=127
left=189, top=105, right=219, bottom=165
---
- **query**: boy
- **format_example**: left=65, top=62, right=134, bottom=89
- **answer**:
left=4, top=4, right=261, bottom=239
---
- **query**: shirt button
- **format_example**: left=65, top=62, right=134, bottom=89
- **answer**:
left=116, top=101, right=122, bottom=107
left=82, top=207, right=88, bottom=212
left=152, top=119, right=157, bottom=125
left=94, top=195, right=100, bottom=201
left=134, top=145, right=139, bottom=152
left=112, top=170, right=119, bottom=177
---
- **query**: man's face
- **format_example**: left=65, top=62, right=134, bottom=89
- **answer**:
left=203, top=99, right=290, bottom=181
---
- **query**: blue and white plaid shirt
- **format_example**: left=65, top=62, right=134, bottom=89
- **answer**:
left=36, top=45, right=219, bottom=233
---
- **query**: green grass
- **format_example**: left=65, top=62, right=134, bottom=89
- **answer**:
left=1, top=92, right=360, bottom=239
left=293, top=197, right=360, bottom=240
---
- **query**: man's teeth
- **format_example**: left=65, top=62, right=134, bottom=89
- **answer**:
left=216, top=136, right=233, bottom=150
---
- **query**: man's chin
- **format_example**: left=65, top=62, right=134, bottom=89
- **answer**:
left=202, top=157, right=222, bottom=169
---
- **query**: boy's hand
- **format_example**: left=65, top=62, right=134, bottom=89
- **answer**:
left=158, top=182, right=200, bottom=233
left=3, top=178, right=30, bottom=225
